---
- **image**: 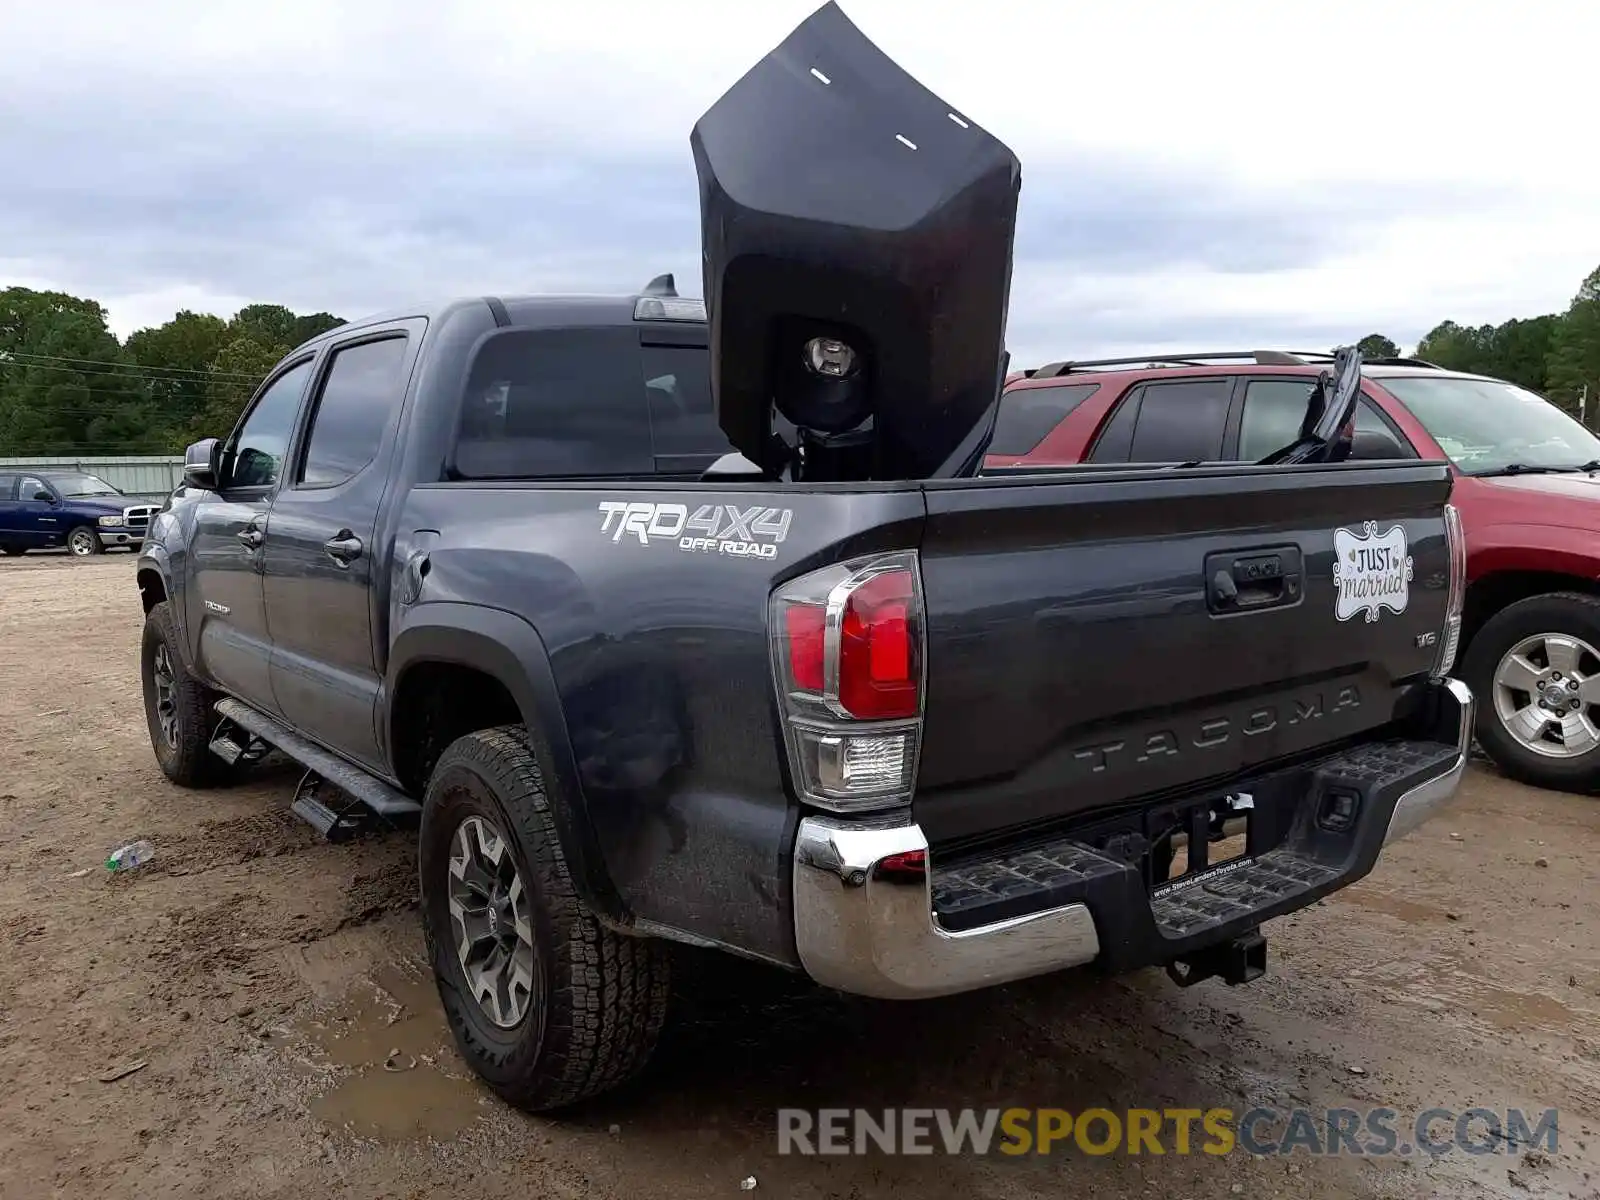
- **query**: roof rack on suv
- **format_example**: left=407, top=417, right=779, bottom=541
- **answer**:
left=1021, top=350, right=1444, bottom=379
left=1360, top=357, right=1444, bottom=369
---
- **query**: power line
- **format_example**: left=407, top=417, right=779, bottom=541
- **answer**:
left=0, top=349, right=264, bottom=382
left=0, top=362, right=263, bottom=396
left=0, top=381, right=255, bottom=407
left=0, top=360, right=255, bottom=389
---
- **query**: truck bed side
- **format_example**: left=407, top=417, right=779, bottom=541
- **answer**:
left=393, top=460, right=1451, bottom=967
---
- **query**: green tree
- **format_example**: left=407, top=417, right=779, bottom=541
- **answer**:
left=292, top=311, right=345, bottom=345
left=0, top=286, right=347, bottom=453
left=1490, top=314, right=1561, bottom=394
left=124, top=310, right=231, bottom=446
left=0, top=287, right=147, bottom=455
left=195, top=335, right=284, bottom=441
left=1546, top=265, right=1600, bottom=411
left=1415, top=320, right=1491, bottom=373
left=1356, top=333, right=1400, bottom=359
left=230, top=303, right=302, bottom=351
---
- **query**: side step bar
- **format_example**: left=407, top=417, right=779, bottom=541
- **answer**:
left=213, top=699, right=422, bottom=835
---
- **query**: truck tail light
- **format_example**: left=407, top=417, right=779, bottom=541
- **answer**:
left=1434, top=502, right=1465, bottom=678
left=770, top=551, right=925, bottom=813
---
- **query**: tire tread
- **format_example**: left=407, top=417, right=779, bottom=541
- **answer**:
left=422, top=724, right=669, bottom=1111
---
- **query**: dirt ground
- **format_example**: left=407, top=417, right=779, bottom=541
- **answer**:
left=2, top=555, right=1598, bottom=1200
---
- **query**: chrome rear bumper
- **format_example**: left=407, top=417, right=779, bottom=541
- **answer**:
left=792, top=677, right=1473, bottom=1001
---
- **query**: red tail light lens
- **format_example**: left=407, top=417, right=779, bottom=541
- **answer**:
left=839, top=569, right=918, bottom=719
left=785, top=603, right=827, bottom=692
left=769, top=551, right=926, bottom=814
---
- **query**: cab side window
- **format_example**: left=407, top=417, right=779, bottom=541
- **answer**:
left=641, top=343, right=729, bottom=470
left=19, top=475, right=52, bottom=502
left=227, top=359, right=314, bottom=490
left=452, top=328, right=653, bottom=479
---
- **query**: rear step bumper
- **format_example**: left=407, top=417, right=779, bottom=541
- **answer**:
left=792, top=677, right=1472, bottom=1000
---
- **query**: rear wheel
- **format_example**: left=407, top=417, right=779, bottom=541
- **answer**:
left=419, top=725, right=670, bottom=1112
left=1463, top=591, right=1600, bottom=793
left=141, top=601, right=231, bottom=787
left=67, top=526, right=103, bottom=556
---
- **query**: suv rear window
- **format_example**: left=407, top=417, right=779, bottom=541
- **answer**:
left=452, top=328, right=654, bottom=479
left=989, top=383, right=1099, bottom=456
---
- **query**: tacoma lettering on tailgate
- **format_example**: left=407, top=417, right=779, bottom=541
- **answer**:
left=1069, top=685, right=1362, bottom=776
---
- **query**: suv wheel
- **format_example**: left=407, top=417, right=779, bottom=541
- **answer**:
left=1463, top=591, right=1600, bottom=793
left=419, top=725, right=670, bottom=1112
left=67, top=526, right=103, bottom=556
left=141, top=601, right=231, bottom=787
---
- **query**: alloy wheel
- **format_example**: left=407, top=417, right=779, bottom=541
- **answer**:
left=151, top=643, right=179, bottom=748
left=447, top=815, right=540, bottom=1028
left=1492, top=632, right=1600, bottom=758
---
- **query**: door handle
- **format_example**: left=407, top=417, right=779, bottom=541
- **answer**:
left=237, top=527, right=264, bottom=550
left=324, top=533, right=363, bottom=566
left=1205, top=546, right=1303, bottom=614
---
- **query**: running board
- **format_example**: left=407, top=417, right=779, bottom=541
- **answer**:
left=212, top=698, right=422, bottom=824
left=292, top=770, right=382, bottom=843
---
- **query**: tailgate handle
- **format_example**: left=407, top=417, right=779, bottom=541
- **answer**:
left=1206, top=547, right=1302, bottom=614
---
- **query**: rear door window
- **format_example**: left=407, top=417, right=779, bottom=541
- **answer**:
left=1236, top=379, right=1415, bottom=461
left=0, top=474, right=16, bottom=501
left=1088, top=378, right=1233, bottom=463
left=453, top=328, right=653, bottom=479
left=990, top=383, right=1100, bottom=456
left=297, top=335, right=411, bottom=487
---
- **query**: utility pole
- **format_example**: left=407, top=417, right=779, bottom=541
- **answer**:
left=1582, top=384, right=1590, bottom=429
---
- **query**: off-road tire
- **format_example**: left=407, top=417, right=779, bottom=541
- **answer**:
left=419, top=725, right=670, bottom=1112
left=141, top=600, right=231, bottom=787
left=67, top=526, right=103, bottom=556
left=1462, top=591, right=1600, bottom=793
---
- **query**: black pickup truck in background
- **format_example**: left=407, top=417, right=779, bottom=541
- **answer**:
left=134, top=2, right=1472, bottom=1112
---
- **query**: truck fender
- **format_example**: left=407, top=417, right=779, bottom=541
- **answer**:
left=135, top=547, right=198, bottom=669
left=386, top=602, right=626, bottom=924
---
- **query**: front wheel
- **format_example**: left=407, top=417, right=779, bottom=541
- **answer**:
left=141, top=601, right=231, bottom=787
left=419, top=725, right=670, bottom=1112
left=1462, top=591, right=1600, bottom=793
left=67, top=526, right=103, bottom=556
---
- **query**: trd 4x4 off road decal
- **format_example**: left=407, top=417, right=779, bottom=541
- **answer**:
left=598, top=501, right=793, bottom=559
left=1332, top=521, right=1414, bottom=622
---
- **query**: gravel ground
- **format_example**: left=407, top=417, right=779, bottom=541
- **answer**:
left=1, top=554, right=1597, bottom=1200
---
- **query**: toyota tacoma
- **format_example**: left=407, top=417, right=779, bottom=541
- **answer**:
left=134, top=2, right=1472, bottom=1112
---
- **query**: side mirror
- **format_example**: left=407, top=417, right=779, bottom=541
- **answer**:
left=183, top=438, right=222, bottom=490
left=1350, top=429, right=1408, bottom=460
left=32, top=490, right=55, bottom=503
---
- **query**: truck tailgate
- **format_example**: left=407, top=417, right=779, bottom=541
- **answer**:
left=913, top=461, right=1454, bottom=845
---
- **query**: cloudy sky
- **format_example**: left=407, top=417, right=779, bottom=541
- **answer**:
left=3, top=0, right=1597, bottom=368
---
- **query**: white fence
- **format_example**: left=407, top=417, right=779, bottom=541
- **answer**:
left=0, top=455, right=185, bottom=497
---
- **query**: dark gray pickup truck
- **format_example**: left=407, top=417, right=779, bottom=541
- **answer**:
left=134, top=3, right=1472, bottom=1112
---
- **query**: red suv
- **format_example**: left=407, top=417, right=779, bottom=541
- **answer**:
left=985, top=351, right=1600, bottom=794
